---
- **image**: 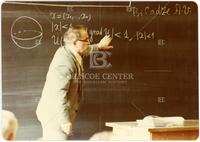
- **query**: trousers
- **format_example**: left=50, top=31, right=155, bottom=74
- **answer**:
left=40, top=117, right=70, bottom=140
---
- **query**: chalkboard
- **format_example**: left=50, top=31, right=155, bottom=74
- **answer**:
left=2, top=1, right=198, bottom=140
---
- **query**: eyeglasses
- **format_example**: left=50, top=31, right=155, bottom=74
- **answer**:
left=77, top=38, right=90, bottom=43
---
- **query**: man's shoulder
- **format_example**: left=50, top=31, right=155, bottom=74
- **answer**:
left=49, top=47, right=73, bottom=67
left=54, top=46, right=74, bottom=61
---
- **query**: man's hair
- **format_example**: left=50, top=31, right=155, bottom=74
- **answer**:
left=2, top=110, right=18, bottom=140
left=63, top=25, right=87, bottom=43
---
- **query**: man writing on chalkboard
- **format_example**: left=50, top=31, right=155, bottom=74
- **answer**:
left=36, top=25, right=113, bottom=140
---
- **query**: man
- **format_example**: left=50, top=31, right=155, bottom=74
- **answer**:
left=2, top=110, right=18, bottom=140
left=36, top=25, right=113, bottom=140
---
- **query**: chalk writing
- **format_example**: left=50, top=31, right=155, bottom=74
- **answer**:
left=51, top=22, right=71, bottom=33
left=126, top=4, right=192, bottom=17
left=78, top=13, right=91, bottom=22
left=51, top=24, right=156, bottom=46
left=48, top=3, right=193, bottom=46
left=11, top=16, right=43, bottom=49
left=50, top=12, right=91, bottom=22
left=136, top=31, right=155, bottom=41
left=51, top=35, right=63, bottom=46
left=89, top=27, right=155, bottom=43
left=173, top=3, right=192, bottom=15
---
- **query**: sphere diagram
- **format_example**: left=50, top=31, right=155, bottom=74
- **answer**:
left=11, top=16, right=43, bottom=49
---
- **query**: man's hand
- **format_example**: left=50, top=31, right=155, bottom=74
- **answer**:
left=61, top=123, right=72, bottom=136
left=97, top=35, right=113, bottom=50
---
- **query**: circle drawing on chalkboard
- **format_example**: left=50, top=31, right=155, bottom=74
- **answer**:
left=11, top=16, right=43, bottom=49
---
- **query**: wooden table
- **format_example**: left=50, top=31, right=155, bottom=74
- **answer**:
left=106, top=120, right=199, bottom=140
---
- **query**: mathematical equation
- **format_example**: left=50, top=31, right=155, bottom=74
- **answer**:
left=126, top=3, right=192, bottom=17
left=51, top=28, right=155, bottom=46
left=48, top=3, right=192, bottom=46
left=89, top=27, right=155, bottom=42
left=50, top=12, right=91, bottom=22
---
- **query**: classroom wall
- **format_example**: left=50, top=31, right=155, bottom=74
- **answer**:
left=2, top=1, right=198, bottom=140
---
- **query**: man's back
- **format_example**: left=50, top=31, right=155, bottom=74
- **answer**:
left=36, top=46, right=83, bottom=129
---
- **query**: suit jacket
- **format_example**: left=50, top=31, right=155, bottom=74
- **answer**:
left=36, top=45, right=98, bottom=128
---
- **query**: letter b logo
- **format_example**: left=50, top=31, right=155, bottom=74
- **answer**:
left=90, top=51, right=112, bottom=69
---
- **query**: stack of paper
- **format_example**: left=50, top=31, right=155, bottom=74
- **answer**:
left=137, top=115, right=184, bottom=127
